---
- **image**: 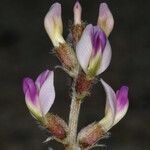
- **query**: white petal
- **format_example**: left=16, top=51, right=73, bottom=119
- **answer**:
left=44, top=3, right=65, bottom=47
left=39, top=71, right=55, bottom=116
left=98, top=79, right=116, bottom=132
left=113, top=103, right=129, bottom=126
left=97, top=41, right=112, bottom=75
left=98, top=3, right=114, bottom=36
left=76, top=24, right=93, bottom=73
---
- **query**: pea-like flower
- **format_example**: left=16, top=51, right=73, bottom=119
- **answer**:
left=99, top=79, right=129, bottom=131
left=76, top=24, right=111, bottom=79
left=78, top=79, right=129, bottom=148
left=23, top=70, right=55, bottom=122
left=97, top=3, right=114, bottom=37
left=44, top=3, right=65, bottom=47
left=44, top=3, right=79, bottom=77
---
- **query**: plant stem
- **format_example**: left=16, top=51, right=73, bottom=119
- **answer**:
left=67, top=90, right=81, bottom=150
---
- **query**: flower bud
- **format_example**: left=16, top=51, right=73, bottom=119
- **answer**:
left=70, top=1, right=84, bottom=44
left=97, top=3, right=114, bottom=36
left=73, top=1, right=82, bottom=25
left=44, top=3, right=65, bottom=47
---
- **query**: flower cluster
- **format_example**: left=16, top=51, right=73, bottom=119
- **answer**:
left=22, top=1, right=129, bottom=150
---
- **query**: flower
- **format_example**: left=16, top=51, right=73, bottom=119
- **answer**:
left=44, top=3, right=79, bottom=77
left=23, top=70, right=55, bottom=121
left=44, top=3, right=65, bottom=47
left=99, top=79, right=129, bottom=132
left=73, top=1, right=82, bottom=25
left=78, top=79, right=129, bottom=148
left=76, top=24, right=112, bottom=78
left=97, top=3, right=114, bottom=36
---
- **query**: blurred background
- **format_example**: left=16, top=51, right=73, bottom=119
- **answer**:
left=0, top=0, right=150, bottom=149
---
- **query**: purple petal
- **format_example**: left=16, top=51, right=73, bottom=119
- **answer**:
left=113, top=86, right=129, bottom=125
left=76, top=24, right=110, bottom=75
left=116, top=86, right=129, bottom=112
left=98, top=79, right=116, bottom=132
left=39, top=71, right=55, bottom=115
left=90, top=26, right=106, bottom=55
left=35, top=70, right=50, bottom=90
left=76, top=24, right=93, bottom=73
left=96, top=41, right=112, bottom=75
left=23, top=78, right=37, bottom=104
left=23, top=78, right=42, bottom=119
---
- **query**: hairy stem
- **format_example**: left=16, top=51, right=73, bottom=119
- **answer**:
left=67, top=90, right=82, bottom=150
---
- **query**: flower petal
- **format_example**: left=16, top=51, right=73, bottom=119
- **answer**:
left=74, top=1, right=82, bottom=25
left=23, top=78, right=37, bottom=104
left=23, top=78, right=42, bottom=118
left=44, top=3, right=65, bottom=47
left=98, top=3, right=114, bottom=36
left=113, top=86, right=129, bottom=125
left=39, top=71, right=55, bottom=115
left=35, top=70, right=50, bottom=90
left=90, top=26, right=107, bottom=55
left=98, top=79, right=116, bottom=132
left=76, top=24, right=93, bottom=73
left=96, top=41, right=112, bottom=75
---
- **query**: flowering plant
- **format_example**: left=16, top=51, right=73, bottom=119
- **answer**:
left=22, top=1, right=129, bottom=150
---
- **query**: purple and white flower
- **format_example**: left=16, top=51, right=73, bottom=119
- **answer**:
left=99, top=79, right=129, bottom=132
left=23, top=70, right=55, bottom=121
left=97, top=3, right=114, bottom=36
left=76, top=24, right=111, bottom=78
